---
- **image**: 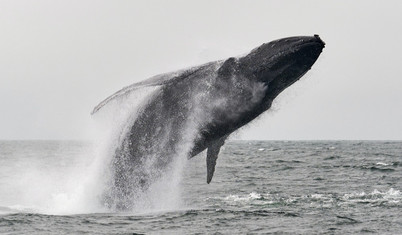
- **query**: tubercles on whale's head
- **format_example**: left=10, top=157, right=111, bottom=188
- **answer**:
left=238, top=35, right=325, bottom=98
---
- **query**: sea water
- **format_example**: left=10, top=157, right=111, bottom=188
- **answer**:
left=0, top=140, right=401, bottom=234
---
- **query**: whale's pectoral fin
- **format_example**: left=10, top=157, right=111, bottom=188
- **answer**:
left=206, top=136, right=227, bottom=184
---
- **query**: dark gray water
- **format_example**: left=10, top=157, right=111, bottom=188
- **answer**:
left=0, top=140, right=401, bottom=234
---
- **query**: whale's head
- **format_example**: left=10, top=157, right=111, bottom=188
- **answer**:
left=239, top=35, right=325, bottom=101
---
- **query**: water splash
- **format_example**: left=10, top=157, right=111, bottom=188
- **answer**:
left=0, top=84, right=191, bottom=215
left=89, top=85, right=188, bottom=213
left=92, top=80, right=216, bottom=212
left=0, top=140, right=101, bottom=214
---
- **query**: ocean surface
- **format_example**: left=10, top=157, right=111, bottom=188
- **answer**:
left=0, top=140, right=401, bottom=234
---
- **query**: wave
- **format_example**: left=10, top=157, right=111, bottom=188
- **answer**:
left=207, top=189, right=401, bottom=208
left=342, top=188, right=401, bottom=204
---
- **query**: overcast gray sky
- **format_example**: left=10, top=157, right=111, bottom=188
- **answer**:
left=1, top=0, right=401, bottom=140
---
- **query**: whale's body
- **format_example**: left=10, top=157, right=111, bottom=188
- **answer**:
left=93, top=35, right=325, bottom=210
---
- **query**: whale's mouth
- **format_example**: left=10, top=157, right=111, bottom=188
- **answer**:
left=270, top=36, right=325, bottom=62
left=245, top=35, right=324, bottom=89
left=260, top=35, right=324, bottom=100
left=271, top=36, right=324, bottom=69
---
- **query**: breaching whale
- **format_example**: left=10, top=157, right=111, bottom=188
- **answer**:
left=93, top=35, right=325, bottom=210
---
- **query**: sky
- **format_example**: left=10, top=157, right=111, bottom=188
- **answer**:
left=1, top=0, right=401, bottom=140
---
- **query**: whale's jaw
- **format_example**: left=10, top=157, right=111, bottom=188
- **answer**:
left=238, top=35, right=324, bottom=105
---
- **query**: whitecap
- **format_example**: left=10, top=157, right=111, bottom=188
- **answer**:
left=376, top=162, right=389, bottom=166
left=342, top=188, right=401, bottom=205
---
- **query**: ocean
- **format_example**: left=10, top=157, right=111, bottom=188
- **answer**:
left=0, top=140, right=401, bottom=234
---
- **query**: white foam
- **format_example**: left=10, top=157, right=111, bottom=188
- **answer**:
left=342, top=188, right=401, bottom=204
left=224, top=192, right=264, bottom=202
left=376, top=162, right=389, bottom=166
left=213, top=189, right=401, bottom=209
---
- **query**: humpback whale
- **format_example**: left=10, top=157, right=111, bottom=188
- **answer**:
left=93, top=35, right=325, bottom=210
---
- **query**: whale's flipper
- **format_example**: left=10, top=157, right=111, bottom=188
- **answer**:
left=91, top=64, right=211, bottom=114
left=206, top=136, right=227, bottom=184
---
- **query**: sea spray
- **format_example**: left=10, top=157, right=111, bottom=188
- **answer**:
left=36, top=87, right=162, bottom=214
left=0, top=86, right=166, bottom=215
left=0, top=141, right=98, bottom=214
left=100, top=87, right=211, bottom=211
left=96, top=65, right=240, bottom=211
left=90, top=85, right=169, bottom=212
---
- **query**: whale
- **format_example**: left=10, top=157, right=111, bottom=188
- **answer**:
left=93, top=35, right=325, bottom=210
